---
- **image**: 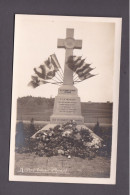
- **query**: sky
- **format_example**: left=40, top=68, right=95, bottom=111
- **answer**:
left=13, top=15, right=115, bottom=102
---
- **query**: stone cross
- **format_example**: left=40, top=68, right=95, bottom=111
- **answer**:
left=57, top=28, right=82, bottom=85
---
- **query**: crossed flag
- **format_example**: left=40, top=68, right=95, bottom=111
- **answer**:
left=28, top=54, right=97, bottom=88
left=67, top=56, right=96, bottom=81
left=28, top=54, right=63, bottom=88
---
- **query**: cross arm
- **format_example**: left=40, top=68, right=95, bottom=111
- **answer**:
left=57, top=39, right=65, bottom=48
left=75, top=40, right=82, bottom=49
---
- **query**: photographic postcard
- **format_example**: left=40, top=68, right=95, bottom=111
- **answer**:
left=9, top=14, right=122, bottom=184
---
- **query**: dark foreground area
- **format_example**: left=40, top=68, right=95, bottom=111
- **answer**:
left=15, top=120, right=112, bottom=178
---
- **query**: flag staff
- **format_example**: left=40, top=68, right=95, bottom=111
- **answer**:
left=43, top=80, right=63, bottom=85
left=56, top=70, right=64, bottom=81
left=57, top=68, right=64, bottom=81
left=51, top=77, right=63, bottom=84
left=74, top=75, right=79, bottom=81
left=50, top=53, right=64, bottom=80
left=48, top=81, right=62, bottom=86
left=54, top=75, right=63, bottom=82
left=74, top=74, right=98, bottom=85
left=73, top=75, right=79, bottom=81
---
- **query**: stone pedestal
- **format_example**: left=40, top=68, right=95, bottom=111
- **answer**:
left=50, top=85, right=84, bottom=124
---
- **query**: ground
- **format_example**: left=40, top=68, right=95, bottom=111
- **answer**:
left=14, top=121, right=112, bottom=178
left=15, top=152, right=110, bottom=178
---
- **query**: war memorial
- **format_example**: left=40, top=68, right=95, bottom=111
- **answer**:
left=31, top=28, right=102, bottom=156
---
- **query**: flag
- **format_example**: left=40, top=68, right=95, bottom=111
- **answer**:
left=69, top=55, right=82, bottom=63
left=33, top=54, right=61, bottom=80
left=76, top=66, right=93, bottom=75
left=78, top=73, right=96, bottom=81
left=73, top=59, right=86, bottom=71
left=28, top=76, right=48, bottom=88
left=74, top=60, right=89, bottom=72
left=67, top=56, right=89, bottom=73
left=49, top=53, right=61, bottom=71
left=67, top=56, right=82, bottom=71
left=67, top=55, right=97, bottom=82
left=28, top=54, right=61, bottom=88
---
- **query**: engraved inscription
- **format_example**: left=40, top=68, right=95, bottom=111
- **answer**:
left=58, top=98, right=78, bottom=114
left=59, top=89, right=77, bottom=95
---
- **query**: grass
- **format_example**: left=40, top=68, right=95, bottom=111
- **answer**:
left=15, top=153, right=110, bottom=178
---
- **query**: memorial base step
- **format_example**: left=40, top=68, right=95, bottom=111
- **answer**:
left=50, top=115, right=84, bottom=125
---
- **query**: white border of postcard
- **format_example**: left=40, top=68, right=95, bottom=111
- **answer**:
left=9, top=15, right=122, bottom=184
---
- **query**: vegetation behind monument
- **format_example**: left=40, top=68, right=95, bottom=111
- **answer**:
left=17, top=96, right=113, bottom=124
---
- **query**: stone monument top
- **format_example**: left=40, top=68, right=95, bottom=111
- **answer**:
left=50, top=28, right=84, bottom=124
left=57, top=28, right=82, bottom=85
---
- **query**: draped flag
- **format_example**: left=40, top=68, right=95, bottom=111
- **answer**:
left=78, top=73, right=95, bottom=81
left=28, top=76, right=49, bottom=88
left=67, top=55, right=96, bottom=82
left=28, top=54, right=62, bottom=88
left=49, top=54, right=61, bottom=71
